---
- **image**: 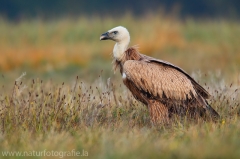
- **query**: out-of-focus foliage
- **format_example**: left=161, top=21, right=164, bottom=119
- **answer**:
left=0, top=15, right=239, bottom=83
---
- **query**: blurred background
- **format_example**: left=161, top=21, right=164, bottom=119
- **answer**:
left=0, top=0, right=239, bottom=86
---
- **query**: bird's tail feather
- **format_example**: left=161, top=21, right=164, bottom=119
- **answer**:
left=205, top=100, right=220, bottom=120
left=197, top=95, right=220, bottom=120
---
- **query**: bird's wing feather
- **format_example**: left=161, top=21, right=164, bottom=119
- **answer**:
left=123, top=60, right=197, bottom=101
left=140, top=54, right=211, bottom=99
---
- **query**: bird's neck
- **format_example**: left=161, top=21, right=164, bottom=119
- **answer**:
left=113, top=39, right=130, bottom=61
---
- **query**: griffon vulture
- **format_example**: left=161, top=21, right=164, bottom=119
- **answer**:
left=100, top=26, right=219, bottom=125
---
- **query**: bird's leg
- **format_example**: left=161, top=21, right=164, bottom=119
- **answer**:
left=148, top=100, right=169, bottom=125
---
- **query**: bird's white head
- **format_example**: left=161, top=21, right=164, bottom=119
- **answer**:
left=100, top=26, right=130, bottom=60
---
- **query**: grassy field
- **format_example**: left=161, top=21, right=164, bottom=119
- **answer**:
left=0, top=15, right=240, bottom=158
left=0, top=15, right=240, bottom=80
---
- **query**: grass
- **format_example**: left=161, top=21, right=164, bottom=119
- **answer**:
left=0, top=71, right=239, bottom=159
left=0, top=15, right=240, bottom=158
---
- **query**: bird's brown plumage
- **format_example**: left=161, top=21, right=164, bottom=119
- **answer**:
left=114, top=46, right=219, bottom=124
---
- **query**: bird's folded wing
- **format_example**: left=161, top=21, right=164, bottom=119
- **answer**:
left=123, top=60, right=197, bottom=101
left=141, top=54, right=211, bottom=99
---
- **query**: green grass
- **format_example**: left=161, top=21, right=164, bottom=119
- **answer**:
left=0, top=71, right=239, bottom=159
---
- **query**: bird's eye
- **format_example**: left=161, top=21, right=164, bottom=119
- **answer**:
left=113, top=31, right=118, bottom=34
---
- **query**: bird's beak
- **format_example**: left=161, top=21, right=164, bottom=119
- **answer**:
left=100, top=32, right=110, bottom=40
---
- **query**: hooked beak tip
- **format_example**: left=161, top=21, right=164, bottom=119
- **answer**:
left=100, top=36, right=105, bottom=40
left=100, top=32, right=110, bottom=41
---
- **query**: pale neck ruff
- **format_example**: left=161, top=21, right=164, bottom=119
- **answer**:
left=113, top=40, right=130, bottom=60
